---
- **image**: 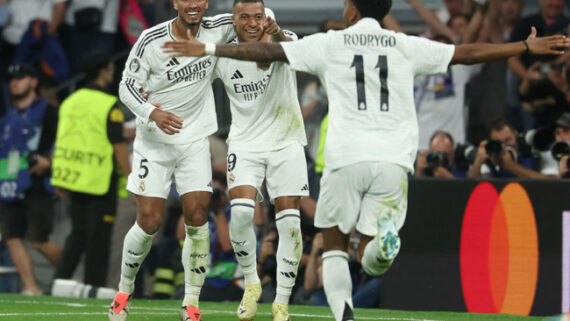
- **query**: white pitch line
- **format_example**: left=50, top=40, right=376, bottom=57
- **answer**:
left=0, top=299, right=439, bottom=321
left=0, top=310, right=437, bottom=321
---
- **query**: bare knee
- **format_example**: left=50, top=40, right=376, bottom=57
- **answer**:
left=274, top=196, right=300, bottom=212
left=136, top=206, right=163, bottom=234
left=322, top=227, right=350, bottom=252
left=181, top=192, right=210, bottom=226
left=183, top=202, right=208, bottom=226
left=135, top=197, right=165, bottom=233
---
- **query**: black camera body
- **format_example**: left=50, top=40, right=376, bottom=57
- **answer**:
left=551, top=141, right=570, bottom=177
left=551, top=141, right=570, bottom=161
left=485, top=140, right=503, bottom=158
left=426, top=151, right=449, bottom=169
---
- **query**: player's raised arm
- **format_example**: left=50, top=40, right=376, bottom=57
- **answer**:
left=451, top=27, right=569, bottom=65
left=162, top=29, right=289, bottom=63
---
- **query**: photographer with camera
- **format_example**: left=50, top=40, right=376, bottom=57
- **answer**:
left=469, top=119, right=549, bottom=179
left=552, top=112, right=570, bottom=178
left=519, top=49, right=570, bottom=129
left=0, top=63, right=61, bottom=295
left=415, top=131, right=467, bottom=178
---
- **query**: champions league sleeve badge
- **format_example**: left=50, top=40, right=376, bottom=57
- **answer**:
left=129, top=58, right=141, bottom=73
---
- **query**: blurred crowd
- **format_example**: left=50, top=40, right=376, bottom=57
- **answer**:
left=0, top=0, right=568, bottom=311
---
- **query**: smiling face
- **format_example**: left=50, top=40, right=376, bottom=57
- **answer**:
left=173, top=0, right=209, bottom=27
left=233, top=1, right=265, bottom=43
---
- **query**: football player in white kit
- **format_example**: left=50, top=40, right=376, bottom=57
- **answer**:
left=212, top=1, right=307, bottom=320
left=109, top=1, right=237, bottom=320
left=162, top=0, right=569, bottom=320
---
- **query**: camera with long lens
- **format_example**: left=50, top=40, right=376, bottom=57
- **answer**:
left=454, top=144, right=476, bottom=171
left=485, top=140, right=518, bottom=162
left=517, top=127, right=554, bottom=156
left=551, top=141, right=570, bottom=161
left=551, top=141, right=570, bottom=177
left=485, top=140, right=503, bottom=158
left=426, top=151, right=449, bottom=169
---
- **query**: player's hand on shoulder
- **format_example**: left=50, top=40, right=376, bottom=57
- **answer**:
left=162, top=29, right=205, bottom=57
left=149, top=105, right=184, bottom=135
left=526, top=26, right=570, bottom=56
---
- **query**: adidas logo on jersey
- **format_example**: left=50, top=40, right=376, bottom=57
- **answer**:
left=231, top=70, right=244, bottom=80
left=301, top=184, right=309, bottom=192
left=166, top=57, right=180, bottom=67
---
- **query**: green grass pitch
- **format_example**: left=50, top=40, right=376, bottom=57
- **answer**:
left=0, top=294, right=561, bottom=321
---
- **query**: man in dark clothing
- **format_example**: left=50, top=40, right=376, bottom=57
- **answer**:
left=52, top=51, right=131, bottom=287
left=0, top=63, right=61, bottom=295
left=507, top=0, right=568, bottom=130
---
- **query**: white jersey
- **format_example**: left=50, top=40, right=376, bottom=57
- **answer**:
left=214, top=32, right=306, bottom=152
left=119, top=15, right=235, bottom=144
left=281, top=18, right=455, bottom=171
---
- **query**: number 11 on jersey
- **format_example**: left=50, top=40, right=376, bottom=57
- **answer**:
left=351, top=55, right=389, bottom=112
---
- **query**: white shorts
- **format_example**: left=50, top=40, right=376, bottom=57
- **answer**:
left=227, top=143, right=309, bottom=202
left=315, top=162, right=408, bottom=236
left=127, top=137, right=212, bottom=199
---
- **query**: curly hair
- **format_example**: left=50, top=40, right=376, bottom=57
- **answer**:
left=349, top=0, right=392, bottom=21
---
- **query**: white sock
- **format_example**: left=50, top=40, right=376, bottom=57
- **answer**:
left=229, top=198, right=260, bottom=285
left=274, top=209, right=302, bottom=305
left=322, top=250, right=353, bottom=321
left=182, top=223, right=209, bottom=307
left=119, top=222, right=155, bottom=294
left=361, top=236, right=394, bottom=277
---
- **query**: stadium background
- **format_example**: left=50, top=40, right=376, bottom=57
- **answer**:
left=2, top=0, right=570, bottom=320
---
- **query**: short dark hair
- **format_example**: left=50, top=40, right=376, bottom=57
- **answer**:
left=349, top=0, right=392, bottom=22
left=233, top=0, right=263, bottom=7
left=487, top=119, right=514, bottom=136
left=81, top=50, right=112, bottom=83
left=429, top=130, right=455, bottom=147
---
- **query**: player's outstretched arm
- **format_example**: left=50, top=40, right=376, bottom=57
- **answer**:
left=451, top=27, right=569, bottom=65
left=162, top=29, right=288, bottom=63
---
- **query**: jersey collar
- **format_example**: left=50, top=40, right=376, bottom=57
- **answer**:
left=356, top=17, right=382, bottom=29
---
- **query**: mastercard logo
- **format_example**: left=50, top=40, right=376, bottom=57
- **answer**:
left=460, top=182, right=538, bottom=316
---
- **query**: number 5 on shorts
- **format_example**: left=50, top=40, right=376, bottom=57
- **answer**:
left=139, top=159, right=149, bottom=179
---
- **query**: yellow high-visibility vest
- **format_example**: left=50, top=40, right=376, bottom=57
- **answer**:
left=315, top=114, right=328, bottom=174
left=51, top=88, right=116, bottom=195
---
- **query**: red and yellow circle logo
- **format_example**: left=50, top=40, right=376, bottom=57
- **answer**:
left=460, top=182, right=538, bottom=315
